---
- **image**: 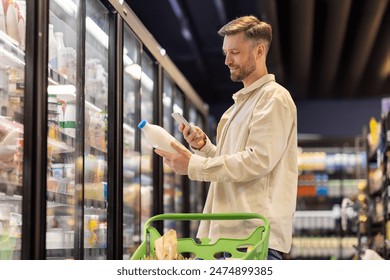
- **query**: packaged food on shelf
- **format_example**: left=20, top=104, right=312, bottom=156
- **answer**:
left=8, top=212, right=21, bottom=238
left=63, top=163, right=75, bottom=180
left=367, top=117, right=380, bottom=152
left=13, top=137, right=22, bottom=182
left=63, top=230, right=74, bottom=249
left=46, top=228, right=64, bottom=249
left=0, top=69, right=9, bottom=114
left=368, top=166, right=382, bottom=194
left=88, top=111, right=107, bottom=151
left=47, top=177, right=58, bottom=192
left=84, top=214, right=99, bottom=248
left=59, top=100, right=75, bottom=138
left=64, top=47, right=76, bottom=82
left=0, top=203, right=11, bottom=221
left=85, top=183, right=105, bottom=201
left=51, top=163, right=64, bottom=178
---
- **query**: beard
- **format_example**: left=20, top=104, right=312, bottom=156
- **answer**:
left=229, top=55, right=256, bottom=82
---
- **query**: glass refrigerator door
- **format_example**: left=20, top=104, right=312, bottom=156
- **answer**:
left=83, top=0, right=109, bottom=260
left=172, top=88, right=185, bottom=237
left=122, top=24, right=142, bottom=259
left=46, top=0, right=78, bottom=260
left=188, top=106, right=206, bottom=238
left=162, top=74, right=175, bottom=233
left=139, top=52, right=155, bottom=231
left=0, top=0, right=25, bottom=260
left=162, top=74, right=186, bottom=237
left=45, top=0, right=109, bottom=260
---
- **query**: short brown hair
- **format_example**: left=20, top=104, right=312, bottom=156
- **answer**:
left=218, top=15, right=272, bottom=52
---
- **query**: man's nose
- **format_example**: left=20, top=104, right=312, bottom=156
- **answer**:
left=224, top=53, right=232, bottom=66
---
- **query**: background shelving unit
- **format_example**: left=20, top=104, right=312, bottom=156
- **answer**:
left=362, top=105, right=390, bottom=259
left=288, top=136, right=367, bottom=259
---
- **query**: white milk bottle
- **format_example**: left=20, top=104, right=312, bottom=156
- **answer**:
left=138, top=119, right=178, bottom=154
left=55, top=32, right=66, bottom=75
left=48, top=24, right=58, bottom=70
left=5, top=0, right=19, bottom=42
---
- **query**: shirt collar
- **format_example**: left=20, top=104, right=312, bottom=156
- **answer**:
left=232, top=74, right=275, bottom=101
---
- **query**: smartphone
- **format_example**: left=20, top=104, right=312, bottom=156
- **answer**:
left=171, top=112, right=193, bottom=133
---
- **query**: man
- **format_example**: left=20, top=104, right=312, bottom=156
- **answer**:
left=155, top=15, right=298, bottom=260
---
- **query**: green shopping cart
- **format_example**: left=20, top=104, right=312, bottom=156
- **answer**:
left=131, top=212, right=270, bottom=260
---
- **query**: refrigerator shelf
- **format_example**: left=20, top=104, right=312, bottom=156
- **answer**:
left=0, top=30, right=25, bottom=67
left=48, top=137, right=75, bottom=154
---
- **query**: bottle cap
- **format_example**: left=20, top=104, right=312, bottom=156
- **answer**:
left=138, top=120, right=147, bottom=129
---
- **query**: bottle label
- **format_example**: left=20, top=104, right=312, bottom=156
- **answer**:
left=59, top=121, right=76, bottom=128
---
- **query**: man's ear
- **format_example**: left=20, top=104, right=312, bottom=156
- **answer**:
left=257, top=44, right=265, bottom=57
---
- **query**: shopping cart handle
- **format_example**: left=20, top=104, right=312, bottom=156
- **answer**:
left=144, top=213, right=269, bottom=229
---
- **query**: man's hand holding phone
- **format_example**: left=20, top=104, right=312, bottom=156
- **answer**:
left=171, top=112, right=207, bottom=150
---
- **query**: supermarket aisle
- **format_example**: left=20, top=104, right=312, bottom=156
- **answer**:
left=0, top=0, right=388, bottom=261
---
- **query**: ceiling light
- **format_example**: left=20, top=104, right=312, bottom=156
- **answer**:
left=159, top=47, right=166, bottom=56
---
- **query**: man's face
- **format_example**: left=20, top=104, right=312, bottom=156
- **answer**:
left=222, top=32, right=257, bottom=83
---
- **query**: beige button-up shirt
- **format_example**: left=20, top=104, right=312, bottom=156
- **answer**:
left=188, top=74, right=298, bottom=253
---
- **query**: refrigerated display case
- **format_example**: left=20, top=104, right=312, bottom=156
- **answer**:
left=4, top=0, right=209, bottom=260
left=0, top=0, right=26, bottom=260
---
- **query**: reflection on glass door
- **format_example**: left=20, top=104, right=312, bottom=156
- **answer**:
left=0, top=0, right=26, bottom=260
left=123, top=24, right=141, bottom=259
